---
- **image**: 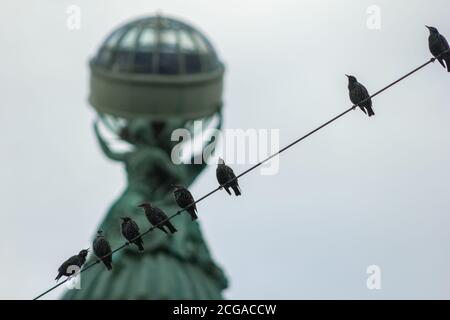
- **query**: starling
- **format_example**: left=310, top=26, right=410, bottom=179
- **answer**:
left=346, top=75, right=375, bottom=117
left=426, top=25, right=450, bottom=72
left=171, top=184, right=198, bottom=221
left=93, top=230, right=112, bottom=271
left=216, top=158, right=241, bottom=196
left=55, top=249, right=89, bottom=281
left=120, top=217, right=144, bottom=251
left=138, top=202, right=177, bottom=234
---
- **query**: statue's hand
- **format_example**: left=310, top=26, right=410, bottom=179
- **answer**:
left=93, top=119, right=128, bottom=162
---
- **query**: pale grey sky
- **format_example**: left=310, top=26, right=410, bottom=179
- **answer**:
left=1, top=0, right=450, bottom=299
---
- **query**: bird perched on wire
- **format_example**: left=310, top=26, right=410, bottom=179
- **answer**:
left=55, top=249, right=89, bottom=281
left=93, top=230, right=112, bottom=271
left=216, top=158, right=241, bottom=196
left=138, top=202, right=177, bottom=234
left=120, top=217, right=144, bottom=251
left=346, top=75, right=375, bottom=117
left=426, top=25, right=450, bottom=72
left=171, top=184, right=198, bottom=221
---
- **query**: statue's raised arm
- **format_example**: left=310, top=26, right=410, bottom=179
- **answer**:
left=64, top=14, right=228, bottom=300
left=93, top=119, right=129, bottom=162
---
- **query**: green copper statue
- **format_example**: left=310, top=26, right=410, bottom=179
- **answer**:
left=64, top=15, right=228, bottom=299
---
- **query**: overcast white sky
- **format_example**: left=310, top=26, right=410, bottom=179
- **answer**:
left=1, top=0, right=450, bottom=299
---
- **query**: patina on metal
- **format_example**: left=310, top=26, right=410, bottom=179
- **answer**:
left=64, top=14, right=227, bottom=299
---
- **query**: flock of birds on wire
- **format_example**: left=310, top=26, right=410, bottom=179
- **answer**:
left=55, top=158, right=241, bottom=280
left=54, top=25, right=450, bottom=284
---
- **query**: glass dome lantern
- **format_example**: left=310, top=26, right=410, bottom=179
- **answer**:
left=89, top=15, right=225, bottom=120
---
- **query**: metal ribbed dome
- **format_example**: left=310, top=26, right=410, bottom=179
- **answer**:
left=93, top=15, right=220, bottom=75
left=89, top=15, right=225, bottom=120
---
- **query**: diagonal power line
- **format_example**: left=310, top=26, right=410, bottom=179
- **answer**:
left=33, top=52, right=445, bottom=300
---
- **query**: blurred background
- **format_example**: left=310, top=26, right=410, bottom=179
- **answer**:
left=1, top=0, right=450, bottom=299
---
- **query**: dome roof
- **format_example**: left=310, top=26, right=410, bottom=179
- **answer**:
left=93, top=15, right=221, bottom=75
left=89, top=15, right=225, bottom=120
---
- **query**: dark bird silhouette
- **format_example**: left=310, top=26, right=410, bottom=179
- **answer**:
left=138, top=202, right=177, bottom=234
left=120, top=217, right=144, bottom=251
left=55, top=249, right=89, bottom=281
left=93, top=230, right=113, bottom=271
left=346, top=75, right=375, bottom=117
left=171, top=184, right=198, bottom=221
left=216, top=158, right=241, bottom=196
left=426, top=25, right=450, bottom=72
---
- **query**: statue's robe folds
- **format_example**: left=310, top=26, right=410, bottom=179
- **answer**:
left=63, top=130, right=228, bottom=299
left=63, top=188, right=227, bottom=299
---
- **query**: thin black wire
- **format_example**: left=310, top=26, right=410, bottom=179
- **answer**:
left=33, top=52, right=445, bottom=300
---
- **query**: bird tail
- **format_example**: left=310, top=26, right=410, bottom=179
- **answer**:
left=157, top=226, right=168, bottom=234
left=224, top=186, right=232, bottom=195
left=359, top=106, right=367, bottom=114
left=166, top=222, right=178, bottom=234
left=444, top=56, right=450, bottom=72
left=135, top=239, right=144, bottom=251
left=232, top=185, right=241, bottom=196
left=188, top=208, right=198, bottom=221
left=438, top=58, right=447, bottom=69
left=103, top=260, right=113, bottom=271
left=55, top=273, right=62, bottom=281
left=367, top=106, right=375, bottom=117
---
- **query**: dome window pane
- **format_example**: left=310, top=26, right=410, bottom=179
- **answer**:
left=119, top=28, right=139, bottom=49
left=179, top=30, right=196, bottom=52
left=184, top=54, right=202, bottom=73
left=138, top=28, right=156, bottom=49
left=158, top=52, right=179, bottom=74
left=104, top=28, right=126, bottom=48
left=192, top=33, right=209, bottom=53
left=134, top=52, right=153, bottom=73
left=159, top=29, right=178, bottom=52
left=113, top=50, right=134, bottom=72
left=96, top=48, right=113, bottom=67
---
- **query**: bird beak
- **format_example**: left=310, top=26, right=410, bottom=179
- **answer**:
left=137, top=204, right=145, bottom=208
left=120, top=217, right=126, bottom=220
left=425, top=25, right=430, bottom=30
left=85, top=248, right=90, bottom=252
left=345, top=74, right=350, bottom=78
